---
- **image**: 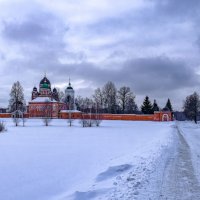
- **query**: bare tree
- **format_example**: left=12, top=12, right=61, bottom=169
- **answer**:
left=79, top=113, right=89, bottom=127
left=93, top=88, right=104, bottom=108
left=126, top=95, right=138, bottom=114
left=183, top=92, right=200, bottom=124
left=117, top=86, right=137, bottom=113
left=9, top=81, right=25, bottom=112
left=102, top=81, right=117, bottom=113
left=88, top=102, right=93, bottom=127
left=42, top=99, right=52, bottom=126
left=93, top=103, right=102, bottom=127
left=56, top=88, right=65, bottom=102
left=79, top=100, right=97, bottom=127
left=12, top=110, right=23, bottom=126
left=22, top=115, right=26, bottom=127
left=9, top=81, right=26, bottom=126
left=75, top=95, right=84, bottom=111
left=63, top=93, right=74, bottom=126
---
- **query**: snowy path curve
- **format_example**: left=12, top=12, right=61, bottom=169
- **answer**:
left=160, top=125, right=200, bottom=200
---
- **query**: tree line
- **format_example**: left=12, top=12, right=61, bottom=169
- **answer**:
left=8, top=81, right=174, bottom=116
left=15, top=80, right=200, bottom=125
left=75, top=81, right=173, bottom=115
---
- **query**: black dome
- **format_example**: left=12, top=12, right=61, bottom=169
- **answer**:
left=33, top=86, right=37, bottom=91
left=67, top=82, right=73, bottom=90
left=67, top=86, right=73, bottom=89
left=40, top=77, right=50, bottom=85
left=53, top=88, right=57, bottom=92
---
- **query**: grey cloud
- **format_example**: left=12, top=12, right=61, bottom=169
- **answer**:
left=2, top=11, right=68, bottom=46
left=120, top=57, right=199, bottom=93
left=24, top=55, right=198, bottom=109
left=86, top=2, right=197, bottom=61
left=27, top=55, right=199, bottom=96
left=1, top=0, right=200, bottom=110
left=1, top=48, right=199, bottom=110
left=154, top=0, right=200, bottom=19
left=3, top=20, right=50, bottom=43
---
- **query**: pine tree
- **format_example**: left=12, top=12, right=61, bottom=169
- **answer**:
left=165, top=98, right=173, bottom=112
left=152, top=99, right=159, bottom=112
left=141, top=96, right=153, bottom=114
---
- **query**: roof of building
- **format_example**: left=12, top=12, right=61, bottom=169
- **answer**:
left=60, top=110, right=81, bottom=113
left=30, top=97, right=58, bottom=103
left=66, top=82, right=73, bottom=90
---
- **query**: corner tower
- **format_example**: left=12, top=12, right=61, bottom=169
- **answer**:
left=31, top=86, right=38, bottom=100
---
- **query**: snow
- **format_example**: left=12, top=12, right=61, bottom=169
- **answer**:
left=178, top=121, right=200, bottom=183
left=30, top=97, right=58, bottom=103
left=0, top=119, right=175, bottom=200
left=60, top=110, right=81, bottom=113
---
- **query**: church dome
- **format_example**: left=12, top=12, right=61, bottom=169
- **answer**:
left=67, top=85, right=73, bottom=90
left=53, top=88, right=57, bottom=92
left=40, top=76, right=51, bottom=89
left=66, top=82, right=73, bottom=90
left=33, top=86, right=37, bottom=91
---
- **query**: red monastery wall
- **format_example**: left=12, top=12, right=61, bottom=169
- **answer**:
left=0, top=113, right=12, bottom=118
left=0, top=111, right=172, bottom=121
left=0, top=75, right=172, bottom=122
left=59, top=111, right=172, bottom=121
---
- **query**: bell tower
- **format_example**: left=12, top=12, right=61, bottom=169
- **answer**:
left=65, top=78, right=75, bottom=110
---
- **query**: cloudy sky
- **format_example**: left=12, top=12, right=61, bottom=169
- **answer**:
left=0, top=0, right=200, bottom=110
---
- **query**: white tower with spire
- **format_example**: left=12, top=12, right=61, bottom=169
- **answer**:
left=65, top=78, right=75, bottom=110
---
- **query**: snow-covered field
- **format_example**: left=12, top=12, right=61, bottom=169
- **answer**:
left=0, top=119, right=175, bottom=200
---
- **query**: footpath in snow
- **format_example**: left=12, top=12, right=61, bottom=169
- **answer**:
left=160, top=123, right=200, bottom=200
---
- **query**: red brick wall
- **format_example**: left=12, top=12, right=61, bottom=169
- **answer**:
left=0, top=111, right=172, bottom=121
left=59, top=112, right=171, bottom=121
left=0, top=113, right=11, bottom=118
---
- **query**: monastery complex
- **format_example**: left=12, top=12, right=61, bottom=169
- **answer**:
left=0, top=75, right=172, bottom=121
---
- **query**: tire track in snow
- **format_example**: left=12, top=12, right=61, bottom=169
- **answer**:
left=160, top=126, right=200, bottom=200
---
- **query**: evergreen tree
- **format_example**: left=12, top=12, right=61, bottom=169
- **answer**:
left=165, top=98, right=173, bottom=112
left=141, top=96, right=153, bottom=114
left=152, top=99, right=159, bottom=112
left=9, top=81, right=25, bottom=112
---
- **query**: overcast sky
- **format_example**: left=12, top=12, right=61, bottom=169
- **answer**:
left=0, top=0, right=200, bottom=110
